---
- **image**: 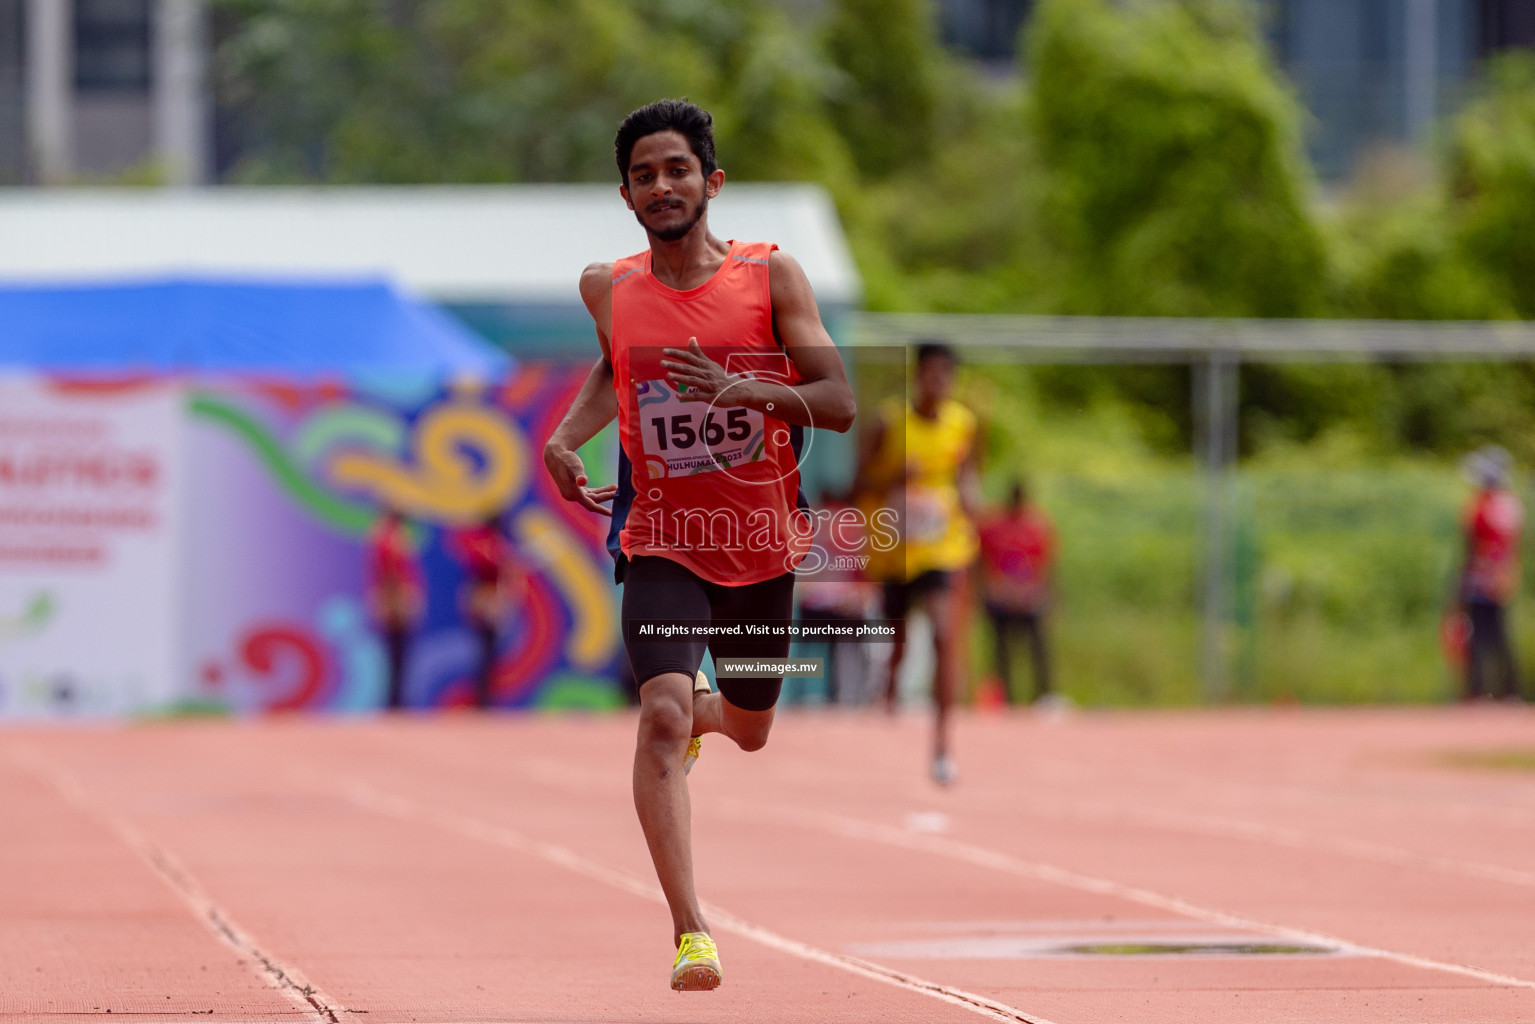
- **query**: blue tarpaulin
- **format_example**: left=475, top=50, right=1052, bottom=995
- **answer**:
left=0, top=278, right=510, bottom=376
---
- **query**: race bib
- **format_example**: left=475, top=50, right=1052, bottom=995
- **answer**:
left=906, top=487, right=949, bottom=543
left=635, top=378, right=767, bottom=478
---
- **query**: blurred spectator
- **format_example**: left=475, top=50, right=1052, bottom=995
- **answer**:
left=795, top=491, right=877, bottom=704
left=977, top=479, right=1056, bottom=705
left=365, top=507, right=423, bottom=710
left=1457, top=446, right=1524, bottom=702
left=451, top=514, right=525, bottom=709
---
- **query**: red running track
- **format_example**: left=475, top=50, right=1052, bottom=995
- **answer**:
left=1, top=705, right=1533, bottom=1023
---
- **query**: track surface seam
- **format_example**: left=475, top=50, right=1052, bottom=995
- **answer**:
left=9, top=747, right=347, bottom=1024
left=332, top=778, right=1062, bottom=1024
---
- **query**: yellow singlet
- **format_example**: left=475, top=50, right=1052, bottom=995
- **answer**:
left=864, top=397, right=978, bottom=582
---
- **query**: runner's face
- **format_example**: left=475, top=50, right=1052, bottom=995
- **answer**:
left=915, top=356, right=954, bottom=407
left=621, top=130, right=720, bottom=242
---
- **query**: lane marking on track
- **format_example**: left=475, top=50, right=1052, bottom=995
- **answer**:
left=734, top=801, right=1535, bottom=991
left=430, top=740, right=1535, bottom=987
left=519, top=748, right=1535, bottom=890
left=1026, top=749, right=1535, bottom=833
left=1045, top=794, right=1535, bottom=890
left=909, top=778, right=1535, bottom=892
left=9, top=748, right=349, bottom=1024
left=332, top=780, right=1061, bottom=1024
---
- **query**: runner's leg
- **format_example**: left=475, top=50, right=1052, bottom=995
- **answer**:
left=691, top=570, right=793, bottom=750
left=621, top=556, right=713, bottom=944
left=1488, top=603, right=1521, bottom=699
left=926, top=585, right=957, bottom=765
left=1467, top=602, right=1493, bottom=699
left=1024, top=612, right=1052, bottom=701
left=881, top=581, right=910, bottom=712
left=987, top=604, right=1015, bottom=705
left=690, top=695, right=775, bottom=750
left=384, top=626, right=408, bottom=709
left=634, top=671, right=709, bottom=944
left=473, top=621, right=496, bottom=708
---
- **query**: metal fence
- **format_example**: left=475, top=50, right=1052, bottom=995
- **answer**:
left=852, top=314, right=1535, bottom=699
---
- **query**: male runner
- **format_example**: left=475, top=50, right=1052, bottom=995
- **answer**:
left=858, top=342, right=980, bottom=785
left=542, top=99, right=855, bottom=991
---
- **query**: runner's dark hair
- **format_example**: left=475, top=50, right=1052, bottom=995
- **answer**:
left=915, top=341, right=956, bottom=368
left=615, top=99, right=718, bottom=185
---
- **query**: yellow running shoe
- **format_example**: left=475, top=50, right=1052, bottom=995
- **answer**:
left=684, top=670, right=709, bottom=776
left=671, top=931, right=722, bottom=991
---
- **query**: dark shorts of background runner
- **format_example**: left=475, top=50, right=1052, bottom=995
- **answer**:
left=621, top=554, right=795, bottom=712
left=881, top=569, right=952, bottom=621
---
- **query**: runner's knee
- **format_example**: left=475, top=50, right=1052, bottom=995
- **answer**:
left=638, top=684, right=694, bottom=750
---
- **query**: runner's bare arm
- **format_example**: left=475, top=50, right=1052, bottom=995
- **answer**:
left=541, top=264, right=620, bottom=517
left=660, top=250, right=856, bottom=433
left=958, top=443, right=984, bottom=523
left=852, top=416, right=890, bottom=498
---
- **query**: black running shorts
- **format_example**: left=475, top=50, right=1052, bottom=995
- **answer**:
left=621, top=554, right=795, bottom=712
left=881, top=569, right=952, bottom=622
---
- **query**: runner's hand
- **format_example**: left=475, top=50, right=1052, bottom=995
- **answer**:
left=543, top=445, right=617, bottom=517
left=663, top=338, right=735, bottom=402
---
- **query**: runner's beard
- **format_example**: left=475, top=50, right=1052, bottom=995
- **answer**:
left=642, top=194, right=708, bottom=242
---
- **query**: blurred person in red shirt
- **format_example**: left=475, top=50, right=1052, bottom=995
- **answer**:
left=450, top=513, right=524, bottom=709
left=977, top=479, right=1056, bottom=705
left=365, top=507, right=423, bottom=710
left=1457, top=447, right=1524, bottom=702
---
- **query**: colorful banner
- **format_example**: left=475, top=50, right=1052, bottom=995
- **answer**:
left=0, top=367, right=624, bottom=718
left=0, top=376, right=184, bottom=717
left=182, top=367, right=624, bottom=715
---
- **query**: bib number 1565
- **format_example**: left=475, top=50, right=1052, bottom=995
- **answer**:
left=649, top=408, right=752, bottom=450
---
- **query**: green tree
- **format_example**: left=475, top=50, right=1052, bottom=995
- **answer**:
left=1334, top=197, right=1509, bottom=321
left=822, top=0, right=941, bottom=180
left=1446, top=54, right=1535, bottom=318
left=849, top=92, right=1051, bottom=312
left=215, top=0, right=850, bottom=186
left=1026, top=0, right=1327, bottom=317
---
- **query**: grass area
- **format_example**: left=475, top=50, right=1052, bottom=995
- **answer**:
left=1439, top=748, right=1535, bottom=772
left=949, top=364, right=1530, bottom=708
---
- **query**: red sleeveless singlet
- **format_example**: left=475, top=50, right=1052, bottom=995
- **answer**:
left=610, top=239, right=807, bottom=585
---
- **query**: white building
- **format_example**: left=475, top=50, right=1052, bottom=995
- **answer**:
left=0, top=0, right=208, bottom=186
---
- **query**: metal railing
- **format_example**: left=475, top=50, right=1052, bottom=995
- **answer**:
left=852, top=313, right=1535, bottom=699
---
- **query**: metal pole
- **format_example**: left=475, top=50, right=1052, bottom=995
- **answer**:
left=24, top=0, right=71, bottom=184
left=1405, top=0, right=1437, bottom=146
left=153, top=0, right=209, bottom=186
left=1196, top=349, right=1238, bottom=701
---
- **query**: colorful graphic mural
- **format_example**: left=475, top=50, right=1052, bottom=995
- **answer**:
left=0, top=376, right=185, bottom=718
left=184, top=366, right=624, bottom=714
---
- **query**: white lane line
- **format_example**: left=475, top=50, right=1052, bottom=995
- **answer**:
left=521, top=751, right=1535, bottom=890
left=737, top=801, right=1535, bottom=991
left=925, top=781, right=1535, bottom=892
left=10, top=748, right=347, bottom=1024
left=333, top=780, right=1061, bottom=1024
left=1068, top=797, right=1535, bottom=889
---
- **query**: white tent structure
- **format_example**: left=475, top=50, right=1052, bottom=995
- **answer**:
left=0, top=185, right=862, bottom=356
